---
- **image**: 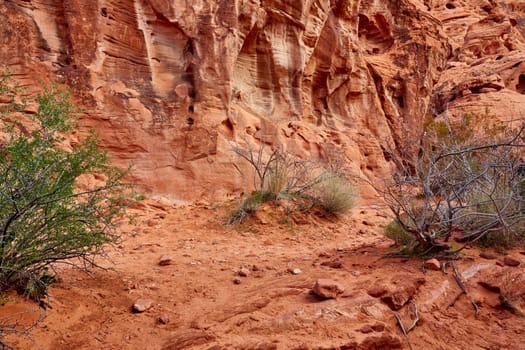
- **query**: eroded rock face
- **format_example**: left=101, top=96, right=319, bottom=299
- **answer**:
left=1, top=1, right=524, bottom=201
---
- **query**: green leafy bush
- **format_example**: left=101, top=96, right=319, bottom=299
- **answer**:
left=0, top=75, right=133, bottom=299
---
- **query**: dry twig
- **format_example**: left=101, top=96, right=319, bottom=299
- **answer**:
left=441, top=261, right=448, bottom=274
left=448, top=262, right=480, bottom=316
left=471, top=300, right=480, bottom=319
left=448, top=262, right=467, bottom=307
left=406, top=303, right=420, bottom=333
left=394, top=302, right=419, bottom=350
left=394, top=312, right=413, bottom=350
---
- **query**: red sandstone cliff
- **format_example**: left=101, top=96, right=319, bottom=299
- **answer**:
left=1, top=0, right=524, bottom=200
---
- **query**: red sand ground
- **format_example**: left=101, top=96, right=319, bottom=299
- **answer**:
left=2, top=198, right=524, bottom=349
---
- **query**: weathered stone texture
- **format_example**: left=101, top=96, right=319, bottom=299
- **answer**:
left=1, top=0, right=524, bottom=200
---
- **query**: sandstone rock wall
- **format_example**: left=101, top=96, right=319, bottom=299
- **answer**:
left=1, top=0, right=524, bottom=201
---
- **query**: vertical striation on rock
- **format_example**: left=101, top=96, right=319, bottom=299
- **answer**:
left=1, top=0, right=524, bottom=200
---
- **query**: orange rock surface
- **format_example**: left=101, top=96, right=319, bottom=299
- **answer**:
left=1, top=0, right=524, bottom=202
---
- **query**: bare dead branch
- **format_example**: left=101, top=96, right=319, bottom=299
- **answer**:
left=365, top=116, right=525, bottom=252
left=452, top=262, right=466, bottom=293
left=0, top=305, right=45, bottom=349
left=448, top=262, right=467, bottom=308
left=394, top=312, right=413, bottom=350
left=406, top=302, right=420, bottom=333
left=472, top=300, right=480, bottom=319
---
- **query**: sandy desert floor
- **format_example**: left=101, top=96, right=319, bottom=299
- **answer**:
left=2, top=197, right=525, bottom=349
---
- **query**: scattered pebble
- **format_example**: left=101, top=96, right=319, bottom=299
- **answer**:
left=321, top=259, right=343, bottom=269
left=359, top=325, right=374, bottom=334
left=159, top=255, right=172, bottom=266
left=233, top=278, right=241, bottom=285
left=158, top=313, right=169, bottom=324
left=479, top=251, right=498, bottom=260
left=312, top=279, right=345, bottom=299
left=372, top=323, right=385, bottom=332
left=423, top=258, right=441, bottom=271
left=238, top=267, right=250, bottom=277
left=504, top=256, right=521, bottom=267
left=291, top=268, right=302, bottom=275
left=132, top=298, right=154, bottom=313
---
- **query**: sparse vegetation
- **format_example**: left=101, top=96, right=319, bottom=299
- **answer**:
left=376, top=113, right=525, bottom=254
left=226, top=191, right=268, bottom=225
left=384, top=220, right=414, bottom=246
left=499, top=270, right=525, bottom=316
left=0, top=72, right=135, bottom=302
left=229, top=142, right=356, bottom=224
left=313, top=171, right=356, bottom=215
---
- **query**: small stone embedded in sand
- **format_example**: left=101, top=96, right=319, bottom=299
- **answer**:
left=158, top=313, right=169, bottom=324
left=132, top=298, right=154, bottom=313
left=367, top=285, right=388, bottom=298
left=372, top=323, right=385, bottom=332
left=504, top=256, right=521, bottom=267
left=479, top=251, right=498, bottom=260
left=424, top=258, right=441, bottom=271
left=359, top=324, right=374, bottom=334
left=233, top=278, right=242, bottom=285
left=238, top=267, right=250, bottom=277
left=312, top=279, right=345, bottom=299
left=159, top=255, right=172, bottom=266
left=291, top=268, right=302, bottom=275
left=263, top=239, right=273, bottom=246
left=321, top=259, right=343, bottom=269
left=377, top=275, right=426, bottom=310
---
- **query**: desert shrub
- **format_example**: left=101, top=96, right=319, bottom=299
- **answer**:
left=227, top=191, right=269, bottom=225
left=231, top=143, right=327, bottom=198
left=384, top=221, right=414, bottom=246
left=265, top=153, right=288, bottom=199
left=376, top=113, right=525, bottom=253
left=313, top=172, right=356, bottom=215
left=230, top=141, right=357, bottom=221
left=0, top=75, right=134, bottom=299
left=461, top=183, right=525, bottom=248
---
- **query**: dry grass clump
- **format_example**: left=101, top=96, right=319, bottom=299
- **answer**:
left=265, top=154, right=288, bottom=200
left=499, top=270, right=525, bottom=316
left=314, top=172, right=356, bottom=216
left=229, top=142, right=357, bottom=224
